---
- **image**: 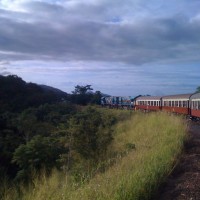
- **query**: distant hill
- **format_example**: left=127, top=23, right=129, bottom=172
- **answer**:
left=0, top=75, right=68, bottom=112
left=39, top=84, right=68, bottom=97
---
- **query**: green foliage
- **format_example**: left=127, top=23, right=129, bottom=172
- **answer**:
left=0, top=75, right=113, bottom=193
left=124, top=143, right=136, bottom=151
left=12, top=135, right=68, bottom=181
left=70, top=85, right=102, bottom=105
left=72, top=85, right=93, bottom=95
left=69, top=107, right=113, bottom=161
left=1, top=112, right=187, bottom=200
left=0, top=112, right=23, bottom=178
left=0, top=102, right=77, bottom=180
left=90, top=91, right=102, bottom=105
left=196, top=86, right=200, bottom=92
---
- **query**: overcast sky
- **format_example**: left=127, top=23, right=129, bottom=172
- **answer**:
left=0, top=0, right=200, bottom=96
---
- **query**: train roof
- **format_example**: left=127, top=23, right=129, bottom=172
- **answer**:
left=136, top=96, right=162, bottom=101
left=162, top=93, right=192, bottom=100
left=190, top=92, right=200, bottom=100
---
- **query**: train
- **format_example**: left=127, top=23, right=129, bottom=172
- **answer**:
left=101, top=92, right=200, bottom=119
left=101, top=96, right=135, bottom=109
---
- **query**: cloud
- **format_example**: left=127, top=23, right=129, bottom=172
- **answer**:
left=0, top=0, right=200, bottom=65
left=0, top=14, right=200, bottom=65
left=0, top=61, right=11, bottom=75
left=0, top=0, right=200, bottom=96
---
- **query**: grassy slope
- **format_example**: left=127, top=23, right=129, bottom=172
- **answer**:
left=3, top=111, right=187, bottom=200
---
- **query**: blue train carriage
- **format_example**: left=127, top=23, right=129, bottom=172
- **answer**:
left=101, top=96, right=120, bottom=108
left=101, top=96, right=106, bottom=106
left=101, top=96, right=134, bottom=109
left=119, top=96, right=134, bottom=109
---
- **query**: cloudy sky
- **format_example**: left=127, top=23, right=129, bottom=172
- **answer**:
left=0, top=0, right=200, bottom=96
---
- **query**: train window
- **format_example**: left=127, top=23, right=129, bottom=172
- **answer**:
left=179, top=101, right=182, bottom=107
left=183, top=101, right=187, bottom=107
left=172, top=101, right=174, bottom=107
left=198, top=101, right=200, bottom=109
left=169, top=101, right=171, bottom=107
left=195, top=101, right=198, bottom=109
left=175, top=101, right=178, bottom=107
left=192, top=101, right=195, bottom=109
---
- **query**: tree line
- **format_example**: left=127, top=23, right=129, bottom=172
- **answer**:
left=0, top=75, right=115, bottom=184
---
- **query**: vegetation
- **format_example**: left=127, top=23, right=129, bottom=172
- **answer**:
left=70, top=84, right=102, bottom=105
left=0, top=75, right=102, bottom=113
left=196, top=86, right=200, bottom=93
left=0, top=75, right=104, bottom=181
left=0, top=75, right=68, bottom=113
left=1, top=111, right=187, bottom=200
left=0, top=75, right=187, bottom=200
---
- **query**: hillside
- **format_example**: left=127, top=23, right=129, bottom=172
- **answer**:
left=0, top=111, right=187, bottom=200
left=0, top=75, right=68, bottom=112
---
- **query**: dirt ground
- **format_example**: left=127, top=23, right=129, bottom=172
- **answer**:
left=156, top=121, right=200, bottom=200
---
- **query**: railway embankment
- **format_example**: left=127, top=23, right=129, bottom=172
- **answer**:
left=157, top=122, right=200, bottom=200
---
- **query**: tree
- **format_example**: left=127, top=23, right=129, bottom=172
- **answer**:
left=12, top=135, right=68, bottom=181
left=69, top=107, right=113, bottom=161
left=196, top=86, right=200, bottom=93
left=71, top=85, right=94, bottom=105
left=90, top=91, right=102, bottom=105
left=72, top=85, right=93, bottom=95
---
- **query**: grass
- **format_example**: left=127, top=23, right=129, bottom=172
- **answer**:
left=2, top=111, right=187, bottom=200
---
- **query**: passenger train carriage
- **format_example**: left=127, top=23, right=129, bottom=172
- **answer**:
left=190, top=93, right=200, bottom=118
left=135, top=96, right=162, bottom=111
left=161, top=94, right=192, bottom=115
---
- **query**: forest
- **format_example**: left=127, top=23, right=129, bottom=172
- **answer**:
left=0, top=75, right=109, bottom=183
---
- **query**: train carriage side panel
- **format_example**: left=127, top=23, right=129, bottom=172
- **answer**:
left=135, top=96, right=162, bottom=111
left=161, top=94, right=192, bottom=115
left=190, top=92, right=200, bottom=118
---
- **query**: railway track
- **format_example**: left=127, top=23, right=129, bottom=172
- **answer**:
left=156, top=121, right=200, bottom=200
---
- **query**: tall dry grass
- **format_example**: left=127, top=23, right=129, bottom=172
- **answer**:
left=2, top=111, right=187, bottom=200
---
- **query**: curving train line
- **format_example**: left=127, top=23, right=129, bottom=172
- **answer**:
left=101, top=92, right=200, bottom=119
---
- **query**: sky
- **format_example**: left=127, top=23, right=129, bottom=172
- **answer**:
left=0, top=0, right=200, bottom=96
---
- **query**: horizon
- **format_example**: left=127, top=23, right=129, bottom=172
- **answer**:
left=0, top=0, right=200, bottom=96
